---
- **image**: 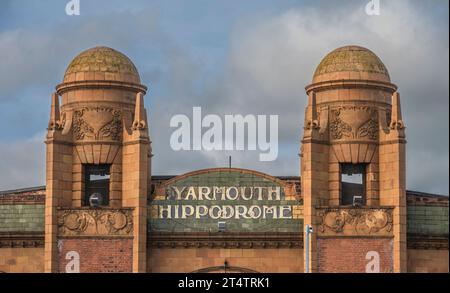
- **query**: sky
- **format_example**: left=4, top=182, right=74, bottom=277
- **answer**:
left=0, top=0, right=448, bottom=195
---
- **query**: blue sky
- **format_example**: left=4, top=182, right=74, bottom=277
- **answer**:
left=0, top=0, right=448, bottom=194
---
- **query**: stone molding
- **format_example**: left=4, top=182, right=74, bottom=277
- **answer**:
left=149, top=232, right=303, bottom=249
left=0, top=194, right=45, bottom=204
left=161, top=167, right=287, bottom=188
left=317, top=207, right=394, bottom=236
left=55, top=80, right=147, bottom=95
left=407, top=234, right=449, bottom=250
left=305, top=79, right=397, bottom=95
left=0, top=232, right=44, bottom=248
left=57, top=208, right=134, bottom=237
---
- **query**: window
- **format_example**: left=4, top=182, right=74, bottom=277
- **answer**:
left=340, top=163, right=366, bottom=206
left=84, top=164, right=110, bottom=206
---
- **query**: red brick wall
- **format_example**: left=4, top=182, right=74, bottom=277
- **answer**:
left=318, top=238, right=393, bottom=273
left=58, top=238, right=132, bottom=273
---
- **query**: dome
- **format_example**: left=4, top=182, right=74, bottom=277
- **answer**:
left=312, top=45, right=390, bottom=83
left=63, top=46, right=141, bottom=84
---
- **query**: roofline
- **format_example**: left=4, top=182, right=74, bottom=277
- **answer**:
left=0, top=185, right=46, bottom=195
left=405, top=190, right=449, bottom=199
left=0, top=182, right=448, bottom=198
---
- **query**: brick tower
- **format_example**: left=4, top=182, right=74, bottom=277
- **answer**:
left=44, top=47, right=151, bottom=272
left=301, top=46, right=406, bottom=272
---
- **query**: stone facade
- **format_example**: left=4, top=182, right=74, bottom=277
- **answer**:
left=0, top=185, right=447, bottom=273
left=0, top=45, right=448, bottom=273
left=44, top=47, right=151, bottom=272
left=301, top=45, right=408, bottom=272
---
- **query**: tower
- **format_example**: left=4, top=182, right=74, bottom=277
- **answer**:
left=301, top=46, right=406, bottom=272
left=45, top=47, right=151, bottom=272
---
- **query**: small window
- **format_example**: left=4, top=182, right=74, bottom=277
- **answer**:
left=84, top=164, right=110, bottom=206
left=340, top=164, right=366, bottom=206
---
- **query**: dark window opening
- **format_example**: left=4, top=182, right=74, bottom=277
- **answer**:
left=340, top=163, right=366, bottom=206
left=84, top=164, right=110, bottom=206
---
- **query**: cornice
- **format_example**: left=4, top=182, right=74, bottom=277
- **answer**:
left=305, top=79, right=398, bottom=94
left=56, top=80, right=147, bottom=95
left=408, top=234, right=449, bottom=250
left=148, top=232, right=303, bottom=249
left=0, top=232, right=44, bottom=248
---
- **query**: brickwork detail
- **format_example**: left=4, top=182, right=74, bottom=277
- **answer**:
left=58, top=238, right=132, bottom=272
left=318, top=238, right=393, bottom=272
left=0, top=188, right=45, bottom=204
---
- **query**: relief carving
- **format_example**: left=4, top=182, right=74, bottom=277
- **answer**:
left=73, top=107, right=122, bottom=141
left=330, top=106, right=378, bottom=140
left=58, top=209, right=133, bottom=236
left=329, top=112, right=352, bottom=139
left=317, top=208, right=393, bottom=236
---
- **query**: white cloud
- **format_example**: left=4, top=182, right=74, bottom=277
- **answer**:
left=153, top=0, right=449, bottom=193
left=0, top=0, right=448, bottom=195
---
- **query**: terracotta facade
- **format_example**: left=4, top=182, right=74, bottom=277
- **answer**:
left=0, top=45, right=448, bottom=273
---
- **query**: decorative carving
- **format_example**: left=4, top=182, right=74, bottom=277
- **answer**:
left=304, top=119, right=319, bottom=131
left=389, top=91, right=405, bottom=132
left=48, top=120, right=63, bottom=131
left=73, top=107, right=122, bottom=141
left=329, top=106, right=378, bottom=140
left=132, top=119, right=146, bottom=131
left=390, top=119, right=405, bottom=130
left=149, top=232, right=303, bottom=249
left=58, top=209, right=133, bottom=237
left=317, top=207, right=393, bottom=236
left=0, top=193, right=45, bottom=204
left=329, top=113, right=352, bottom=139
left=407, top=235, right=449, bottom=250
left=0, top=233, right=44, bottom=248
left=358, top=118, right=378, bottom=140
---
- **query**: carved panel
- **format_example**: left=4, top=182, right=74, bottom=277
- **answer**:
left=58, top=209, right=133, bottom=237
left=317, top=207, right=393, bottom=236
left=330, top=106, right=378, bottom=140
left=73, top=107, right=122, bottom=141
